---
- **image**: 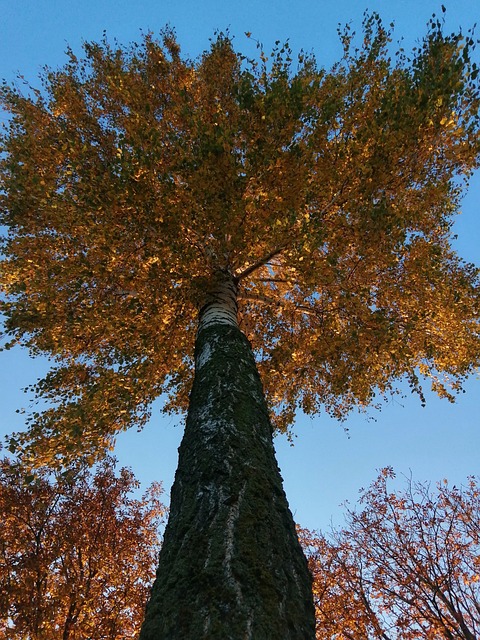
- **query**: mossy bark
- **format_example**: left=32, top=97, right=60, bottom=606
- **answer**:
left=140, top=321, right=315, bottom=639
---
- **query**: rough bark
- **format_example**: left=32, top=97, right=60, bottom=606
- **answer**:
left=140, top=276, right=315, bottom=639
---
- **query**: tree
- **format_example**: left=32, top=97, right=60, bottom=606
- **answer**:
left=0, top=456, right=164, bottom=639
left=1, top=12, right=479, bottom=638
left=300, top=471, right=480, bottom=639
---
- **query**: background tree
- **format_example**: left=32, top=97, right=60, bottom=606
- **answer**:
left=300, top=471, right=480, bottom=639
left=1, top=12, right=479, bottom=638
left=0, top=457, right=164, bottom=640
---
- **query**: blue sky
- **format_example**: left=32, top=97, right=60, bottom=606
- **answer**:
left=0, top=0, right=479, bottom=531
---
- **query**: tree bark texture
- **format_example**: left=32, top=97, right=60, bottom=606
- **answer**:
left=140, top=289, right=315, bottom=639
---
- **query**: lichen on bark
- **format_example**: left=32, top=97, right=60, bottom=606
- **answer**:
left=140, top=310, right=315, bottom=639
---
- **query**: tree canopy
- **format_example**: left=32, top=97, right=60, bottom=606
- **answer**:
left=1, top=14, right=479, bottom=467
left=0, top=457, right=164, bottom=639
left=300, top=471, right=480, bottom=639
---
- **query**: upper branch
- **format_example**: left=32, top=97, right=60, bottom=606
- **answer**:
left=234, top=246, right=287, bottom=281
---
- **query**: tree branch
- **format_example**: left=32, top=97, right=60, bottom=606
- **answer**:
left=234, top=246, right=286, bottom=281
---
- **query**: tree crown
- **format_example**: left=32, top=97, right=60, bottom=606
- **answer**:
left=301, top=470, right=480, bottom=638
left=1, top=14, right=479, bottom=466
left=0, top=456, right=164, bottom=638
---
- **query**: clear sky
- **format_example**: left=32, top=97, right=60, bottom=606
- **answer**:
left=0, top=0, right=479, bottom=531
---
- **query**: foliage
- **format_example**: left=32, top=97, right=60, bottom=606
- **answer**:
left=0, top=457, right=164, bottom=639
left=1, top=14, right=479, bottom=466
left=299, top=471, right=480, bottom=639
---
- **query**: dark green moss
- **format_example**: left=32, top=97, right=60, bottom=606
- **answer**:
left=140, top=324, right=315, bottom=639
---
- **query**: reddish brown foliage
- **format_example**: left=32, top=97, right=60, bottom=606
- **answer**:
left=0, top=457, right=165, bottom=639
left=300, top=471, right=480, bottom=639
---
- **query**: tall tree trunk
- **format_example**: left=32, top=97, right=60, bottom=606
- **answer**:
left=140, top=274, right=315, bottom=639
